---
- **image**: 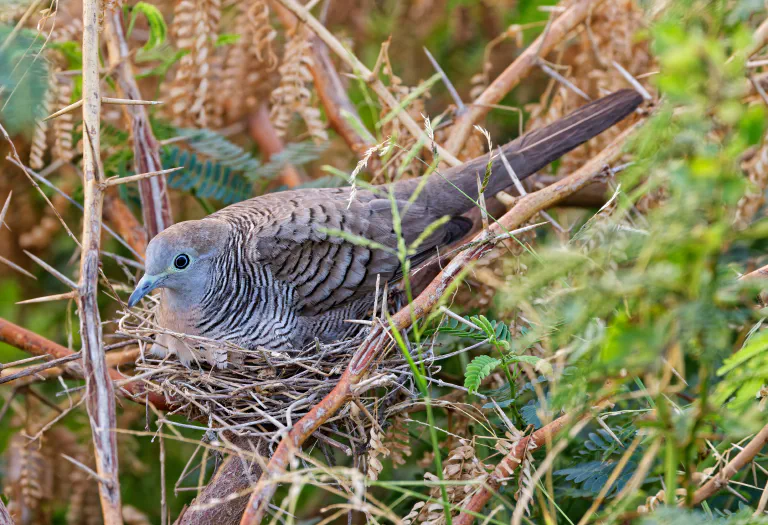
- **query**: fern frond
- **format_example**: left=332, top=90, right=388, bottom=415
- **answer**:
left=464, top=355, right=501, bottom=394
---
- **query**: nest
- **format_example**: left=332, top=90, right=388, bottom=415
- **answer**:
left=117, top=306, right=433, bottom=454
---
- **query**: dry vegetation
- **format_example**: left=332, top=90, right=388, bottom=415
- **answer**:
left=1, top=0, right=768, bottom=524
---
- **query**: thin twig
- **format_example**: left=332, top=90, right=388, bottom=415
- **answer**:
left=103, top=167, right=183, bottom=187
left=104, top=9, right=173, bottom=240
left=691, top=423, right=768, bottom=505
left=445, top=0, right=608, bottom=155
left=424, top=47, right=466, bottom=113
left=80, top=1, right=123, bottom=520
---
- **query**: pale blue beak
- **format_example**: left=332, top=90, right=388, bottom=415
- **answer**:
left=128, top=274, right=163, bottom=307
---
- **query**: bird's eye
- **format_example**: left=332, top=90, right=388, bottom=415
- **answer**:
left=173, top=254, right=190, bottom=270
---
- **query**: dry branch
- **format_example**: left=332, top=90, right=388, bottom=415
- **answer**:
left=274, top=0, right=462, bottom=166
left=691, top=423, right=768, bottom=505
left=455, top=413, right=573, bottom=525
left=104, top=9, right=172, bottom=240
left=176, top=437, right=270, bottom=525
left=80, top=2, right=123, bottom=520
left=103, top=188, right=149, bottom=259
left=0, top=317, right=74, bottom=360
left=445, top=0, right=608, bottom=156
left=239, top=114, right=643, bottom=524
left=0, top=316, right=172, bottom=409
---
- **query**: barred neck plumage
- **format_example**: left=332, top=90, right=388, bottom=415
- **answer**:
left=195, top=227, right=300, bottom=350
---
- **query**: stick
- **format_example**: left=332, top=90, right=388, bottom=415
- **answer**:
left=274, top=0, right=462, bottom=166
left=0, top=316, right=172, bottom=409
left=691, top=423, right=768, bottom=505
left=80, top=1, right=123, bottom=521
left=239, top=114, right=643, bottom=525
left=445, top=0, right=607, bottom=156
left=104, top=9, right=173, bottom=240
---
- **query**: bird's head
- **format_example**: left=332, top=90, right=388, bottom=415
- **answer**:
left=128, top=219, right=230, bottom=307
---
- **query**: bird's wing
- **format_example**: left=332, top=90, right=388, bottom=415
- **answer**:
left=214, top=189, right=470, bottom=315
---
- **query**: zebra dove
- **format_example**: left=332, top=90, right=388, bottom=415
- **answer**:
left=128, top=89, right=642, bottom=366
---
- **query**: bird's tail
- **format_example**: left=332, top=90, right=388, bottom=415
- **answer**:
left=392, top=89, right=643, bottom=215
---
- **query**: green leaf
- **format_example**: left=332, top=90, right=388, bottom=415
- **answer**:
left=127, top=2, right=168, bottom=51
left=464, top=355, right=501, bottom=394
left=216, top=33, right=242, bottom=47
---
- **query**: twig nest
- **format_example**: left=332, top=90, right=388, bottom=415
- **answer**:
left=117, top=307, right=425, bottom=453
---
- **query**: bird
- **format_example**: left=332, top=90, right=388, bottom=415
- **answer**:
left=128, top=89, right=643, bottom=367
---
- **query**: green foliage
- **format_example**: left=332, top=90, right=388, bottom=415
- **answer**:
left=426, top=314, right=510, bottom=346
left=0, top=25, right=49, bottom=135
left=126, top=2, right=168, bottom=51
left=464, top=355, right=501, bottom=394
left=641, top=507, right=768, bottom=525
left=162, top=129, right=327, bottom=203
left=554, top=459, right=635, bottom=497
left=714, top=329, right=768, bottom=410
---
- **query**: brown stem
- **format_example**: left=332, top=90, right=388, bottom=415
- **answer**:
left=247, top=103, right=306, bottom=188
left=0, top=316, right=173, bottom=409
left=454, top=413, right=573, bottom=525
left=239, top=112, right=643, bottom=525
left=0, top=317, right=74, bottom=360
left=445, top=0, right=607, bottom=156
left=741, top=263, right=768, bottom=281
left=80, top=0, right=123, bottom=521
left=104, top=9, right=172, bottom=240
left=103, top=187, right=148, bottom=258
left=691, top=423, right=768, bottom=505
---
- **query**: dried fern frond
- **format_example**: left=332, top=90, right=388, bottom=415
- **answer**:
left=213, top=0, right=278, bottom=124
left=270, top=26, right=328, bottom=143
left=29, top=85, right=53, bottom=169
left=383, top=414, right=412, bottom=466
left=3, top=433, right=55, bottom=525
left=51, top=75, right=75, bottom=163
left=167, top=0, right=221, bottom=127
left=410, top=439, right=489, bottom=525
left=366, top=428, right=388, bottom=480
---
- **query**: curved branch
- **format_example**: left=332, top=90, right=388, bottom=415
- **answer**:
left=454, top=413, right=572, bottom=525
left=691, top=423, right=768, bottom=505
left=176, top=437, right=270, bottom=525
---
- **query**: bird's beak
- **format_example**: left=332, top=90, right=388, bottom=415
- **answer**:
left=128, top=274, right=163, bottom=307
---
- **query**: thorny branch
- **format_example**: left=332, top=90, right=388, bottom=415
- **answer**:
left=0, top=316, right=172, bottom=409
left=445, top=0, right=608, bottom=156
left=454, top=413, right=573, bottom=525
left=79, top=2, right=123, bottom=520
left=238, top=117, right=644, bottom=524
left=691, top=422, right=768, bottom=506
